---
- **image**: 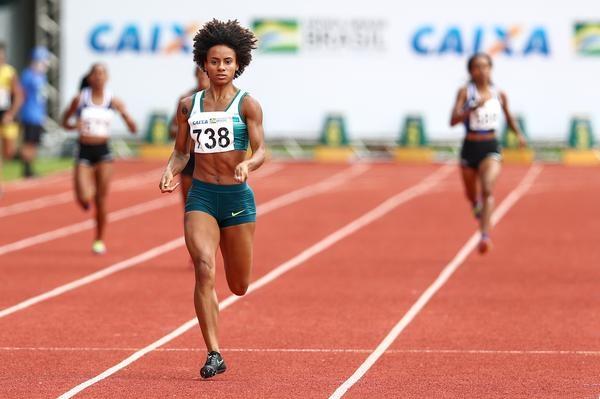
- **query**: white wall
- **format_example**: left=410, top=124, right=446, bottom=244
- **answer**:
left=61, top=0, right=600, bottom=141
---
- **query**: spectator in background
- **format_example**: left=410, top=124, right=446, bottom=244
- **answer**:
left=20, top=46, right=50, bottom=178
left=0, top=41, right=24, bottom=193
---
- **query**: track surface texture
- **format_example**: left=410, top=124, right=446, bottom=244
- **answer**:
left=0, top=160, right=597, bottom=399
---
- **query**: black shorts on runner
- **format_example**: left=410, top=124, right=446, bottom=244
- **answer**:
left=181, top=153, right=195, bottom=177
left=460, top=138, right=502, bottom=170
left=23, top=124, right=45, bottom=144
left=77, top=142, right=113, bottom=166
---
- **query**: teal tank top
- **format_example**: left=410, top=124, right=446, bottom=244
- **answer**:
left=187, top=89, right=249, bottom=153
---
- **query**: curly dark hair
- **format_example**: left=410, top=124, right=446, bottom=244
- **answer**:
left=193, top=19, right=257, bottom=79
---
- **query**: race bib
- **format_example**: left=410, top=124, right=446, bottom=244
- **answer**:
left=189, top=112, right=235, bottom=153
left=80, top=107, right=113, bottom=137
left=469, top=99, right=501, bottom=131
left=0, top=88, right=10, bottom=110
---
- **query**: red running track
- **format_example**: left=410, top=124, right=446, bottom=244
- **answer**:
left=0, top=161, right=598, bottom=398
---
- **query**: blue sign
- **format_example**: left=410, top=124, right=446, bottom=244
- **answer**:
left=89, top=22, right=199, bottom=54
left=411, top=25, right=550, bottom=56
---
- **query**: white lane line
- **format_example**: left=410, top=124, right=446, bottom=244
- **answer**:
left=0, top=192, right=72, bottom=218
left=57, top=164, right=452, bottom=399
left=250, top=163, right=285, bottom=179
left=0, top=168, right=165, bottom=219
left=2, top=347, right=600, bottom=356
left=0, top=163, right=284, bottom=219
left=0, top=238, right=183, bottom=319
left=3, top=163, right=168, bottom=192
left=0, top=347, right=371, bottom=353
left=378, top=348, right=600, bottom=356
left=329, top=164, right=543, bottom=399
left=0, top=164, right=368, bottom=318
left=4, top=173, right=71, bottom=191
left=0, top=196, right=180, bottom=257
left=0, top=164, right=288, bottom=255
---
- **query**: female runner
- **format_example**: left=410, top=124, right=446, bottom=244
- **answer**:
left=159, top=19, right=265, bottom=378
left=62, top=63, right=137, bottom=254
left=450, top=53, right=526, bottom=253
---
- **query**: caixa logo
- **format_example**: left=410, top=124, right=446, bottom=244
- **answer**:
left=411, top=25, right=550, bottom=56
left=89, top=22, right=199, bottom=54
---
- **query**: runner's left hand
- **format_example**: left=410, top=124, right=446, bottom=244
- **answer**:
left=234, top=162, right=249, bottom=183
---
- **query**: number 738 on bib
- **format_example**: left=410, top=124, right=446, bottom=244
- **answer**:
left=191, top=113, right=235, bottom=153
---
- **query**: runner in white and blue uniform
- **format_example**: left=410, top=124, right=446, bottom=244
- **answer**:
left=450, top=53, right=526, bottom=254
left=159, top=19, right=265, bottom=379
left=62, top=63, right=137, bottom=254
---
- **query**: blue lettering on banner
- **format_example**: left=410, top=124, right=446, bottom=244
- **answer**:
left=172, top=24, right=191, bottom=53
left=88, top=22, right=196, bottom=54
left=411, top=26, right=434, bottom=54
left=116, top=25, right=142, bottom=52
left=523, top=27, right=550, bottom=55
left=494, top=27, right=512, bottom=55
left=410, top=25, right=550, bottom=57
left=438, top=27, right=463, bottom=54
left=89, top=23, right=112, bottom=52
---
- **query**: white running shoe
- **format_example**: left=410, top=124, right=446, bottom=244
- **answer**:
left=92, top=240, right=106, bottom=255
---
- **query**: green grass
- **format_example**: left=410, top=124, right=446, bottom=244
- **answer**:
left=1, top=157, right=73, bottom=181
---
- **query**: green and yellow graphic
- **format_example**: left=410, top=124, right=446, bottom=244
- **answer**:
left=320, top=114, right=349, bottom=146
left=253, top=19, right=300, bottom=53
left=146, top=111, right=169, bottom=144
left=395, top=114, right=433, bottom=163
left=574, top=22, right=600, bottom=56
left=568, top=116, right=595, bottom=149
left=398, top=115, right=428, bottom=147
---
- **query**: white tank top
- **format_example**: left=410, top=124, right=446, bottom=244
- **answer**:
left=464, top=83, right=503, bottom=133
left=77, top=88, right=114, bottom=138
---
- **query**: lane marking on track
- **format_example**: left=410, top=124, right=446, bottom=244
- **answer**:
left=4, top=173, right=71, bottom=191
left=329, top=164, right=543, bottom=399
left=57, top=164, right=453, bottom=399
left=3, top=347, right=600, bottom=356
left=249, top=163, right=285, bottom=179
left=0, top=163, right=287, bottom=256
left=0, top=163, right=283, bottom=219
left=0, top=168, right=165, bottom=219
left=0, top=196, right=180, bottom=257
left=0, top=192, right=73, bottom=218
left=0, top=164, right=367, bottom=319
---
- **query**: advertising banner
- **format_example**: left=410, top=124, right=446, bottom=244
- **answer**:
left=61, top=0, right=600, bottom=141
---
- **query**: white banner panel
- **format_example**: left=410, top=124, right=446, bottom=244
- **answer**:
left=61, top=0, right=600, bottom=141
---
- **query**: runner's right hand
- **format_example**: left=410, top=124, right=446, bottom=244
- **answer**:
left=159, top=170, right=179, bottom=193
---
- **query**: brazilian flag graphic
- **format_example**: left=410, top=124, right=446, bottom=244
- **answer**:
left=253, top=19, right=300, bottom=53
left=574, top=22, right=600, bottom=56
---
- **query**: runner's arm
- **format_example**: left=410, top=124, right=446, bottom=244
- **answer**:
left=450, top=87, right=468, bottom=126
left=160, top=96, right=192, bottom=192
left=500, top=91, right=526, bottom=147
left=111, top=97, right=137, bottom=134
left=234, top=95, right=265, bottom=183
left=61, top=96, right=80, bottom=130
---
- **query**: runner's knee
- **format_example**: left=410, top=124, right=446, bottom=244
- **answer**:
left=228, top=280, right=249, bottom=296
left=481, top=186, right=493, bottom=200
left=192, top=254, right=215, bottom=286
